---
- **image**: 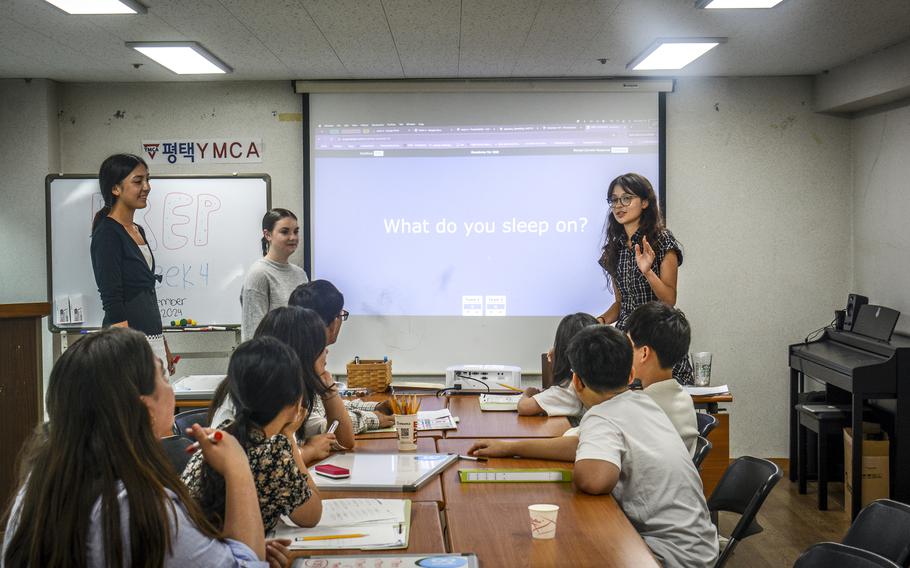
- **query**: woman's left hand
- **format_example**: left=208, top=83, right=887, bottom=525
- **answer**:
left=634, top=236, right=656, bottom=275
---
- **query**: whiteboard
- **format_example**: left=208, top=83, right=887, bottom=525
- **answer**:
left=46, top=175, right=270, bottom=331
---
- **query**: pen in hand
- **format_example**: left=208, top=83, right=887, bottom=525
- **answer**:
left=185, top=430, right=224, bottom=454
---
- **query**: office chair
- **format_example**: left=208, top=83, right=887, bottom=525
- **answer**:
left=697, top=412, right=718, bottom=437
left=173, top=408, right=210, bottom=435
left=794, top=542, right=900, bottom=568
left=708, top=456, right=783, bottom=568
left=693, top=435, right=713, bottom=470
left=842, top=499, right=910, bottom=566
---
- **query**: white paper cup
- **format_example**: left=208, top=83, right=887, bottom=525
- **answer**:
left=394, top=413, right=418, bottom=451
left=528, top=504, right=559, bottom=539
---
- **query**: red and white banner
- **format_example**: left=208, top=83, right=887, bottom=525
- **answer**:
left=140, top=139, right=263, bottom=164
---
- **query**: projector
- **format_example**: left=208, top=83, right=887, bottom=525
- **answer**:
left=445, top=364, right=522, bottom=392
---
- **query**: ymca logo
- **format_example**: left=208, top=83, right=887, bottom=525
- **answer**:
left=143, top=143, right=160, bottom=160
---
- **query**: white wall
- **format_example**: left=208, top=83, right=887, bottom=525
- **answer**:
left=667, top=77, right=852, bottom=458
left=0, top=78, right=59, bottom=303
left=851, top=99, right=910, bottom=335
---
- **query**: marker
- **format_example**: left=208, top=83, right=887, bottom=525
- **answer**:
left=211, top=326, right=227, bottom=330
left=172, top=355, right=181, bottom=365
left=497, top=382, right=523, bottom=392
left=458, top=454, right=488, bottom=462
left=295, top=533, right=367, bottom=542
left=327, top=420, right=339, bottom=434
left=354, top=356, right=360, bottom=364
left=185, top=430, right=223, bottom=454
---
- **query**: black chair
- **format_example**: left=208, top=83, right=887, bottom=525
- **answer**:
left=708, top=456, right=783, bottom=568
left=842, top=499, right=910, bottom=566
left=173, top=408, right=210, bottom=435
left=795, top=403, right=849, bottom=510
left=697, top=412, right=718, bottom=437
left=693, top=435, right=712, bottom=470
left=161, top=435, right=194, bottom=474
left=794, top=542, right=900, bottom=568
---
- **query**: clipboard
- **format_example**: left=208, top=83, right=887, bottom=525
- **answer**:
left=312, top=453, right=458, bottom=491
left=458, top=468, right=573, bottom=483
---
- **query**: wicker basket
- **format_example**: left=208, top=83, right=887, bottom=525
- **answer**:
left=345, top=359, right=392, bottom=392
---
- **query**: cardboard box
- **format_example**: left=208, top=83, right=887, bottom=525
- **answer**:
left=844, top=423, right=890, bottom=513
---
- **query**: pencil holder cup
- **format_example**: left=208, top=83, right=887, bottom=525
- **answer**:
left=394, top=414, right=418, bottom=451
left=346, top=359, right=392, bottom=392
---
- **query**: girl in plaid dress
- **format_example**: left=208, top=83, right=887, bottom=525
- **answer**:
left=596, top=173, right=693, bottom=384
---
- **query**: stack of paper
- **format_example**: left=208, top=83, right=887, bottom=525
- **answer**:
left=415, top=408, right=457, bottom=430
left=272, top=498, right=411, bottom=550
left=684, top=384, right=730, bottom=396
left=479, top=393, right=523, bottom=411
left=369, top=409, right=458, bottom=432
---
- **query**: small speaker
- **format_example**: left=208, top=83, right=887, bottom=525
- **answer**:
left=844, top=293, right=869, bottom=331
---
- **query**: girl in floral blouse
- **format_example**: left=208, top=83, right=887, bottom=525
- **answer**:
left=182, top=336, right=323, bottom=531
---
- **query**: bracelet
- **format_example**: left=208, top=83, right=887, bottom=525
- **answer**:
left=321, top=392, right=340, bottom=402
left=596, top=316, right=606, bottom=324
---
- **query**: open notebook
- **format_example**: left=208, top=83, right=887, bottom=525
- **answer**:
left=272, top=498, right=411, bottom=550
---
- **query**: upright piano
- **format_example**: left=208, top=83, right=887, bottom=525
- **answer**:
left=789, top=328, right=910, bottom=518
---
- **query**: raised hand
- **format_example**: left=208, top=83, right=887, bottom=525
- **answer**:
left=634, top=235, right=656, bottom=275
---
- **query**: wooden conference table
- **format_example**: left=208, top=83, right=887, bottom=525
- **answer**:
left=286, top=394, right=657, bottom=567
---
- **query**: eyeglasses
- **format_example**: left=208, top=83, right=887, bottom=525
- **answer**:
left=608, top=194, right=638, bottom=209
left=338, top=309, right=349, bottom=321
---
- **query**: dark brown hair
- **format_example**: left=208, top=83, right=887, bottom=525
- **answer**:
left=2, top=327, right=220, bottom=568
left=260, top=208, right=298, bottom=255
left=552, top=313, right=598, bottom=386
left=92, top=153, right=148, bottom=231
left=598, top=173, right=666, bottom=281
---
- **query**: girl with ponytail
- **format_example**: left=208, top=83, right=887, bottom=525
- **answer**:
left=240, top=208, right=309, bottom=341
left=90, top=153, right=177, bottom=377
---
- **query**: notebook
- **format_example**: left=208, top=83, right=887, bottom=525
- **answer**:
left=479, top=393, right=522, bottom=411
left=272, top=498, right=411, bottom=550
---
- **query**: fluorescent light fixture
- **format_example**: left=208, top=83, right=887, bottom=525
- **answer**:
left=696, top=0, right=785, bottom=7
left=628, top=38, right=726, bottom=71
left=127, top=42, right=232, bottom=74
left=44, top=0, right=146, bottom=14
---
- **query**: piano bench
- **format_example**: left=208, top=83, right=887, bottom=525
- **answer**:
left=796, top=404, right=850, bottom=511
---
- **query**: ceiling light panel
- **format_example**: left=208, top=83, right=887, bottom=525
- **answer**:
left=697, top=0, right=785, bottom=8
left=629, top=39, right=725, bottom=71
left=44, top=0, right=146, bottom=15
left=127, top=42, right=232, bottom=75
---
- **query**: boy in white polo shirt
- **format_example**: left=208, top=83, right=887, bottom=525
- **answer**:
left=469, top=325, right=718, bottom=568
left=626, top=301, right=699, bottom=456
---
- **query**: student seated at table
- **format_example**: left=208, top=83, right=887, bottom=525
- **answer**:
left=470, top=325, right=718, bottom=568
left=289, top=279, right=395, bottom=432
left=625, top=301, right=698, bottom=455
left=183, top=336, right=323, bottom=532
left=210, top=306, right=353, bottom=464
left=518, top=312, right=597, bottom=417
left=2, top=327, right=268, bottom=567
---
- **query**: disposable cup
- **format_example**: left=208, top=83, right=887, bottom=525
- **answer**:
left=528, top=503, right=559, bottom=539
left=394, top=413, right=418, bottom=451
left=691, top=352, right=713, bottom=387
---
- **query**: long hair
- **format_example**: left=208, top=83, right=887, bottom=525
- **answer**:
left=198, top=336, right=305, bottom=528
left=598, top=173, right=665, bottom=281
left=209, top=307, right=327, bottom=423
left=92, top=153, right=147, bottom=231
left=260, top=208, right=297, bottom=255
left=551, top=313, right=598, bottom=387
left=2, top=328, right=220, bottom=568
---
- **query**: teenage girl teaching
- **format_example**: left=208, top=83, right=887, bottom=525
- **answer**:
left=90, top=154, right=176, bottom=377
left=596, top=173, right=693, bottom=384
left=241, top=208, right=309, bottom=340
